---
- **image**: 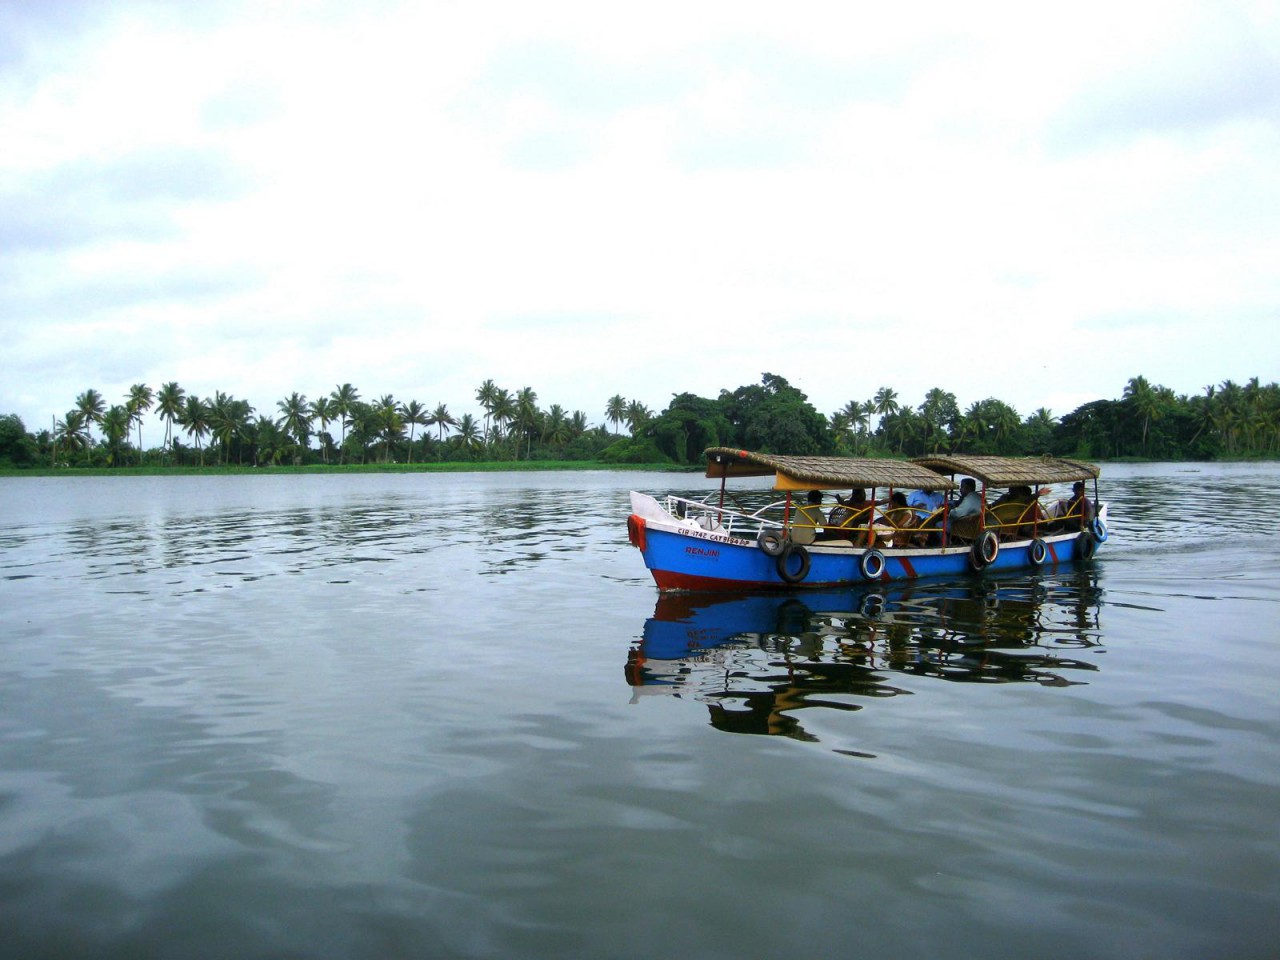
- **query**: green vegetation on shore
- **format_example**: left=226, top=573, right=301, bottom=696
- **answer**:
left=2, top=372, right=1277, bottom=473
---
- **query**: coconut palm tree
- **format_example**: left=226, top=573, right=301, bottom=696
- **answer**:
left=209, top=392, right=254, bottom=465
left=54, top=410, right=87, bottom=462
left=397, top=400, right=426, bottom=463
left=100, top=405, right=130, bottom=465
left=254, top=415, right=286, bottom=466
left=543, top=403, right=570, bottom=448
left=276, top=392, right=312, bottom=460
left=490, top=388, right=515, bottom=452
left=75, top=388, right=105, bottom=453
left=125, top=383, right=154, bottom=463
left=181, top=395, right=210, bottom=465
left=606, top=394, right=627, bottom=435
left=375, top=395, right=402, bottom=461
left=453, top=413, right=482, bottom=453
left=155, top=381, right=186, bottom=461
left=310, top=395, right=335, bottom=463
left=424, top=404, right=455, bottom=460
left=625, top=400, right=651, bottom=437
left=872, top=386, right=899, bottom=425
left=1122, top=375, right=1160, bottom=454
left=514, top=387, right=540, bottom=459
left=476, top=379, right=498, bottom=447
left=330, top=383, right=360, bottom=463
left=918, top=388, right=958, bottom=453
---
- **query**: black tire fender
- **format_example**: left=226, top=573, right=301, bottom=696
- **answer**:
left=776, top=544, right=811, bottom=583
left=758, top=528, right=786, bottom=557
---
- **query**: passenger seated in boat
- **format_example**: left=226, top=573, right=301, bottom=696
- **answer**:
left=907, top=488, right=944, bottom=514
left=827, top=488, right=869, bottom=529
left=1050, top=481, right=1093, bottom=531
left=945, top=478, right=985, bottom=543
left=988, top=485, right=1042, bottom=539
left=992, top=485, right=1032, bottom=509
left=881, top=491, right=924, bottom=547
left=950, top=478, right=983, bottom=519
left=798, top=490, right=826, bottom=530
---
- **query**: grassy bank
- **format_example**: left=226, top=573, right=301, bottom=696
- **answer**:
left=0, top=460, right=697, bottom=478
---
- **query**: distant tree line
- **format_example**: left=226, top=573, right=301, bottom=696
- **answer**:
left=1, top=373, right=1277, bottom=470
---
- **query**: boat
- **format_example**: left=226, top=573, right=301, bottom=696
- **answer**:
left=626, top=448, right=1108, bottom=592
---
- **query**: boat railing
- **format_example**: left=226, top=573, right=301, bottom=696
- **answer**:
left=661, top=494, right=1105, bottom=550
left=662, top=494, right=791, bottom=538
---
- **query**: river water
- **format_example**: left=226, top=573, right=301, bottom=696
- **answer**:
left=1, top=463, right=1277, bottom=959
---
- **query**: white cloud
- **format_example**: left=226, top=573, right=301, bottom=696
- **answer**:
left=2, top=0, right=1278, bottom=437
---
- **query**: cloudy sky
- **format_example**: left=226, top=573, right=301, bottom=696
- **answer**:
left=3, top=0, right=1278, bottom=439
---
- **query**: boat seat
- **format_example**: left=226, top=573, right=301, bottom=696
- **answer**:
left=948, top=514, right=982, bottom=543
left=789, top=523, right=817, bottom=546
left=987, top=502, right=1027, bottom=540
left=988, top=501, right=1047, bottom=539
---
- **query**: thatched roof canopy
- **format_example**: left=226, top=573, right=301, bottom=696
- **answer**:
left=703, top=448, right=955, bottom=492
left=910, top=454, right=1100, bottom=486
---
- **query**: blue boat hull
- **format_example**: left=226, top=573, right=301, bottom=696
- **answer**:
left=629, top=517, right=1092, bottom=592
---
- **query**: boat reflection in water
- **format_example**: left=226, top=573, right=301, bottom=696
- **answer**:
left=626, top=571, right=1103, bottom=744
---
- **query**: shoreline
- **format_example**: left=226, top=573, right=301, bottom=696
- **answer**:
left=0, top=460, right=697, bottom=478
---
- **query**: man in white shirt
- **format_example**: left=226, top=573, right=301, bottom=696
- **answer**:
left=950, top=478, right=983, bottom=518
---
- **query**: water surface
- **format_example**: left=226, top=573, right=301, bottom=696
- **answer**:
left=1, top=464, right=1277, bottom=959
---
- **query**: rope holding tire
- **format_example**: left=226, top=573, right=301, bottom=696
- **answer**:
left=970, top=530, right=999, bottom=570
left=860, top=549, right=886, bottom=581
left=1078, top=530, right=1097, bottom=561
left=758, top=528, right=786, bottom=557
left=776, top=543, right=811, bottom=583
left=1090, top=517, right=1109, bottom=543
left=1029, top=538, right=1047, bottom=566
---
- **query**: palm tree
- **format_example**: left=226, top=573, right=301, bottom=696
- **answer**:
left=570, top=410, right=589, bottom=440
left=155, top=382, right=186, bottom=461
left=918, top=388, right=958, bottom=453
left=1023, top=407, right=1057, bottom=453
left=75, top=388, right=105, bottom=452
left=310, top=395, right=335, bottom=463
left=330, top=383, right=360, bottom=463
left=453, top=413, right=482, bottom=453
left=829, top=410, right=852, bottom=452
left=513, top=387, right=539, bottom=459
left=957, top=401, right=985, bottom=451
left=100, top=405, right=130, bottom=465
left=276, top=392, right=312, bottom=461
left=476, top=379, right=499, bottom=447
left=375, top=394, right=401, bottom=461
left=625, top=400, right=651, bottom=437
left=989, top=400, right=1021, bottom=454
left=399, top=400, right=427, bottom=463
left=543, top=403, right=570, bottom=448
left=1123, top=375, right=1159, bottom=454
left=209, top=392, right=254, bottom=465
left=490, top=388, right=515, bottom=451
left=180, top=395, right=210, bottom=465
left=54, top=410, right=87, bottom=463
left=872, top=386, right=899, bottom=437
left=836, top=400, right=863, bottom=453
left=254, top=415, right=286, bottom=466
left=424, top=399, right=455, bottom=455
left=125, top=383, right=154, bottom=463
left=606, top=394, right=627, bottom=435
